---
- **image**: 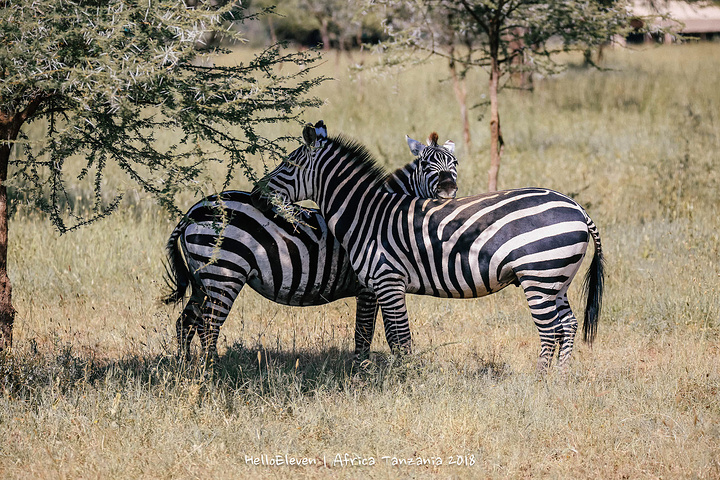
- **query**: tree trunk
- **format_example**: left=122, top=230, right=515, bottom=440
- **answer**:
left=488, top=55, right=503, bottom=192
left=319, top=18, right=331, bottom=51
left=267, top=16, right=278, bottom=45
left=510, top=28, right=532, bottom=91
left=449, top=53, right=472, bottom=154
left=0, top=94, right=43, bottom=350
left=0, top=135, right=15, bottom=351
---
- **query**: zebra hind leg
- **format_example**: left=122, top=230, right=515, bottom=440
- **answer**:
left=536, top=331, right=558, bottom=374
left=555, top=292, right=579, bottom=370
left=176, top=299, right=203, bottom=360
left=197, top=294, right=238, bottom=364
left=521, top=284, right=562, bottom=374
left=191, top=270, right=245, bottom=364
left=197, top=314, right=221, bottom=364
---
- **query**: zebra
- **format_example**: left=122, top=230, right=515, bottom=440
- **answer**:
left=251, top=124, right=604, bottom=372
left=163, top=121, right=459, bottom=361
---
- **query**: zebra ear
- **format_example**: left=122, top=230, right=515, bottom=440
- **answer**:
left=406, top=135, right=425, bottom=157
left=314, top=120, right=328, bottom=141
left=302, top=124, right=317, bottom=147
left=443, top=140, right=455, bottom=154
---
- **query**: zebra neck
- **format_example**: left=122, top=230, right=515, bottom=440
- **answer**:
left=309, top=136, right=390, bottom=243
left=316, top=168, right=386, bottom=245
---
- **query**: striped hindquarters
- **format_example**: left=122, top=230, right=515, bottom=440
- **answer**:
left=181, top=191, right=360, bottom=310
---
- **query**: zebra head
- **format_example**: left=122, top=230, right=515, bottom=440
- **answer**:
left=251, top=122, right=323, bottom=212
left=405, top=133, right=458, bottom=199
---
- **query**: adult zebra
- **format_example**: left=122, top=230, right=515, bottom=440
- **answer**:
left=252, top=124, right=604, bottom=372
left=164, top=121, right=458, bottom=360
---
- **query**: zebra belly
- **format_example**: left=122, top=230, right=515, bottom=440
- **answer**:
left=245, top=255, right=359, bottom=306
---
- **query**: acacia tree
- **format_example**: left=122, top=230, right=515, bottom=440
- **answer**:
left=375, top=0, right=630, bottom=191
left=0, top=0, right=325, bottom=349
left=263, top=0, right=365, bottom=52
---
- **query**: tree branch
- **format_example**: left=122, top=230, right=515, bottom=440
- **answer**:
left=459, top=0, right=489, bottom=33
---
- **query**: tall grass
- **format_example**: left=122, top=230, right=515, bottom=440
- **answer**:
left=1, top=43, right=719, bottom=478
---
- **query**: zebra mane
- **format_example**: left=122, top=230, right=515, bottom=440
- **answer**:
left=326, top=134, right=390, bottom=188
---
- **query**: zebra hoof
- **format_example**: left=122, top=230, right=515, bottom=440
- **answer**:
left=390, top=344, right=412, bottom=357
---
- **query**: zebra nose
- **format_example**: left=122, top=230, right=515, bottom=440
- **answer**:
left=436, top=172, right=458, bottom=199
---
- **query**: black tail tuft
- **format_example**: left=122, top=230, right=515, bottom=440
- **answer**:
left=162, top=220, right=191, bottom=305
left=582, top=232, right=605, bottom=345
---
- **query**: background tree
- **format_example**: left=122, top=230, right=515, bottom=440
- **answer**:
left=254, top=0, right=384, bottom=54
left=0, top=0, right=325, bottom=349
left=374, top=0, right=631, bottom=191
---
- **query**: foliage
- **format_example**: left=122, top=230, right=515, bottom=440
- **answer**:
left=254, top=0, right=386, bottom=49
left=374, top=0, right=631, bottom=79
left=0, top=0, right=325, bottom=232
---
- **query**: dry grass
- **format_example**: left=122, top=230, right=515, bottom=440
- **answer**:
left=2, top=43, right=719, bottom=478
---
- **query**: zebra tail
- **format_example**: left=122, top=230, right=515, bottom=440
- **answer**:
left=582, top=217, right=605, bottom=345
left=162, top=219, right=191, bottom=305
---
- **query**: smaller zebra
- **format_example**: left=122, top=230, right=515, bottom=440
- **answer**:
left=163, top=121, right=458, bottom=360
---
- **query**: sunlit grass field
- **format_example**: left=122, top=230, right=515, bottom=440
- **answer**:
left=1, top=43, right=719, bottom=478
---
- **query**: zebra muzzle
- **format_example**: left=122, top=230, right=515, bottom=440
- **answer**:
left=436, top=172, right=458, bottom=199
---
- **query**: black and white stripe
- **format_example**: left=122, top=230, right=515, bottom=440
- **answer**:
left=164, top=121, right=458, bottom=360
left=252, top=125, right=604, bottom=371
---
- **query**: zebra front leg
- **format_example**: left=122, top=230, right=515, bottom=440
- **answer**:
left=353, top=288, right=379, bottom=364
left=374, top=279, right=412, bottom=356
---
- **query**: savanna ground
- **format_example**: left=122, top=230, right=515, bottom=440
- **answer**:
left=1, top=43, right=719, bottom=479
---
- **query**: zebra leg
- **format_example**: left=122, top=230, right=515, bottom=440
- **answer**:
left=192, top=270, right=246, bottom=362
left=521, top=284, right=562, bottom=373
left=197, top=316, right=217, bottom=362
left=197, top=298, right=235, bottom=362
left=374, top=279, right=412, bottom=356
left=555, top=291, right=579, bottom=369
left=353, top=288, right=379, bottom=364
left=176, top=298, right=203, bottom=359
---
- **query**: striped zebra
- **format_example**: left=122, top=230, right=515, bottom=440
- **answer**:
left=251, top=124, right=605, bottom=372
left=163, top=121, right=458, bottom=360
